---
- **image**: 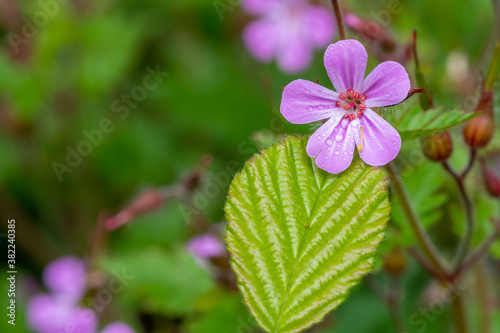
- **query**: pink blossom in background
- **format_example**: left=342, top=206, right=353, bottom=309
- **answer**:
left=242, top=0, right=335, bottom=73
left=187, top=234, right=225, bottom=259
left=27, top=256, right=136, bottom=333
left=100, top=322, right=136, bottom=333
left=280, top=39, right=411, bottom=174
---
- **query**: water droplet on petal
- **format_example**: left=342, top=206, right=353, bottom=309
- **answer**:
left=335, top=151, right=340, bottom=155
left=326, top=139, right=333, bottom=146
left=318, top=105, right=324, bottom=110
left=335, top=134, right=343, bottom=142
left=308, top=106, right=313, bottom=112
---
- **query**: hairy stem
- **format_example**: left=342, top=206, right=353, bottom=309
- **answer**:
left=331, top=0, right=346, bottom=40
left=386, top=162, right=448, bottom=278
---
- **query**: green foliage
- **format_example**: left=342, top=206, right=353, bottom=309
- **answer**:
left=387, top=104, right=478, bottom=141
left=390, top=152, right=448, bottom=247
left=225, top=135, right=391, bottom=333
left=101, top=248, right=215, bottom=315
left=187, top=292, right=258, bottom=333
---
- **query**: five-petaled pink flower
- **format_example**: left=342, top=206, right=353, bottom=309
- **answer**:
left=242, top=0, right=335, bottom=73
left=280, top=39, right=411, bottom=174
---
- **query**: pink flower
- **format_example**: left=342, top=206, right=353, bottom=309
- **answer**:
left=187, top=234, right=225, bottom=259
left=27, top=256, right=136, bottom=333
left=242, top=0, right=335, bottom=73
left=280, top=39, right=411, bottom=174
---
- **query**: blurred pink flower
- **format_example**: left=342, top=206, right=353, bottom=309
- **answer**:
left=187, top=234, right=225, bottom=259
left=27, top=256, right=135, bottom=333
left=242, top=0, right=335, bottom=73
left=281, top=39, right=411, bottom=174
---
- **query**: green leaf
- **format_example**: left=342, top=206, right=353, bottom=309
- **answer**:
left=388, top=104, right=478, bottom=141
left=225, top=135, right=390, bottom=333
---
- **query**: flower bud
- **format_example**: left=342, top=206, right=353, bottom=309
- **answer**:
left=481, top=160, right=500, bottom=198
left=463, top=113, right=494, bottom=148
left=421, top=131, right=453, bottom=162
left=383, top=248, right=407, bottom=277
left=463, top=89, right=495, bottom=148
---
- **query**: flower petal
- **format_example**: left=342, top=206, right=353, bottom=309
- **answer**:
left=281, top=80, right=340, bottom=124
left=276, top=33, right=313, bottom=73
left=28, top=294, right=74, bottom=332
left=69, top=308, right=98, bottom=333
left=243, top=19, right=278, bottom=62
left=27, top=295, right=97, bottom=333
left=101, top=322, right=136, bottom=333
left=362, top=61, right=411, bottom=107
left=324, top=39, right=367, bottom=93
left=43, top=256, right=86, bottom=303
left=307, top=115, right=356, bottom=174
left=241, top=0, right=280, bottom=15
left=355, top=109, right=401, bottom=166
left=305, top=6, right=335, bottom=47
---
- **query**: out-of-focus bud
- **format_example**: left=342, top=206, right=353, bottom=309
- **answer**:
left=344, top=13, right=396, bottom=53
left=481, top=160, right=500, bottom=198
left=105, top=189, right=163, bottom=230
left=421, top=131, right=453, bottom=162
left=463, top=89, right=495, bottom=148
left=383, top=248, right=407, bottom=277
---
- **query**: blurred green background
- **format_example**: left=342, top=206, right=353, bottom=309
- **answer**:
left=0, top=0, right=499, bottom=332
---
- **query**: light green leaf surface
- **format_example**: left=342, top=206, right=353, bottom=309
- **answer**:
left=388, top=104, right=478, bottom=141
left=225, top=135, right=391, bottom=333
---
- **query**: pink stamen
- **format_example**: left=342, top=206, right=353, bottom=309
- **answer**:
left=358, top=104, right=366, bottom=111
left=360, top=94, right=367, bottom=101
left=347, top=89, right=354, bottom=96
left=343, top=102, right=351, bottom=110
left=339, top=93, right=347, bottom=100
left=336, top=101, right=342, bottom=108
left=357, top=111, right=363, bottom=117
left=352, top=92, right=360, bottom=100
left=344, top=114, right=349, bottom=118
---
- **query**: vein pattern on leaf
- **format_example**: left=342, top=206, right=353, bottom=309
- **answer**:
left=225, top=135, right=390, bottom=333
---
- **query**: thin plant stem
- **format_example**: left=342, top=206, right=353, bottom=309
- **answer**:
left=451, top=292, right=470, bottom=333
left=331, top=0, right=346, bottom=40
left=386, top=162, right=448, bottom=278
left=485, top=35, right=500, bottom=91
left=454, top=218, right=500, bottom=276
left=442, top=161, right=474, bottom=269
left=412, top=30, right=433, bottom=110
left=407, top=247, right=442, bottom=279
left=460, top=149, right=477, bottom=179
